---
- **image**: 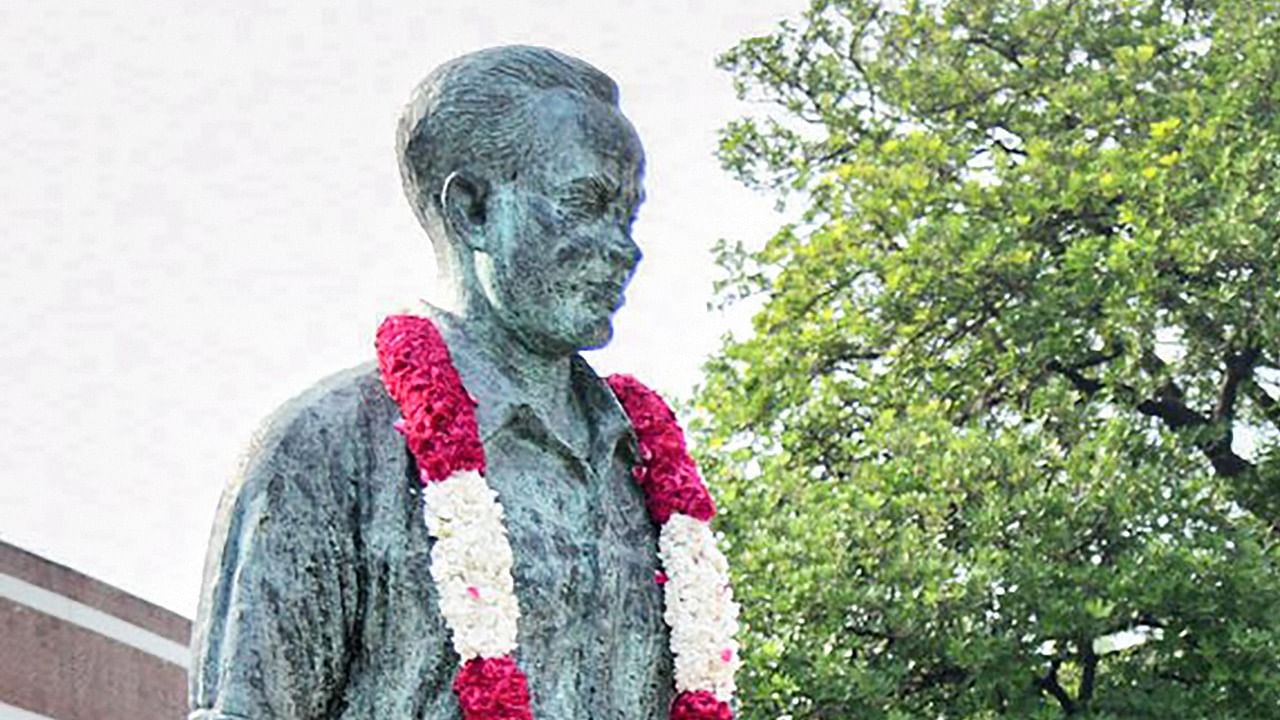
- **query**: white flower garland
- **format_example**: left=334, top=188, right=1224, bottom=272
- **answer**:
left=421, top=474, right=742, bottom=701
left=377, top=313, right=738, bottom=718
left=659, top=513, right=741, bottom=700
left=421, top=469, right=521, bottom=660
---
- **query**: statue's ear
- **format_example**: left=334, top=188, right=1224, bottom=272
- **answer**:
left=440, top=170, right=491, bottom=251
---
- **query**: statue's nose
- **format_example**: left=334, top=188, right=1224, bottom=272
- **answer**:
left=604, top=226, right=642, bottom=271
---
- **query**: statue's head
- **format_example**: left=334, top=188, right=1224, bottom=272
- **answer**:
left=397, top=46, right=645, bottom=356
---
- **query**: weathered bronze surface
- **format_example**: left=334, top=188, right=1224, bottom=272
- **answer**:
left=189, top=46, right=671, bottom=719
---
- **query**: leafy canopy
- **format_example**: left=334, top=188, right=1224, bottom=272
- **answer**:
left=696, top=1, right=1280, bottom=717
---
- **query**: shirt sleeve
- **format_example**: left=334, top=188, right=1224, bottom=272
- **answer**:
left=188, top=395, right=363, bottom=720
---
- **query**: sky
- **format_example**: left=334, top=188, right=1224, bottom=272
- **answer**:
left=0, top=0, right=803, bottom=617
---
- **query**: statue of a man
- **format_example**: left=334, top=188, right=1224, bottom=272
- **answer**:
left=189, top=46, right=734, bottom=720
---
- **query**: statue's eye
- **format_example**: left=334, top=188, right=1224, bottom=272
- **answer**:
left=562, top=178, right=613, bottom=218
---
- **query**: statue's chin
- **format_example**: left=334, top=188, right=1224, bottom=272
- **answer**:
left=574, top=316, right=616, bottom=352
left=504, top=315, right=615, bottom=357
left=580, top=330, right=614, bottom=352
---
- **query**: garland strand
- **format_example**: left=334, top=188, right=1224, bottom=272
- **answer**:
left=376, top=315, right=738, bottom=719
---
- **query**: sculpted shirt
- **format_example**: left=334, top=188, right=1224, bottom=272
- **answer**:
left=189, top=312, right=674, bottom=719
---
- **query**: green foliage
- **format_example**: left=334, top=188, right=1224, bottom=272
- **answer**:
left=697, top=1, right=1280, bottom=716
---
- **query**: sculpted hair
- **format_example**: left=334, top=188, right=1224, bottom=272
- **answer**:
left=397, top=45, right=620, bottom=236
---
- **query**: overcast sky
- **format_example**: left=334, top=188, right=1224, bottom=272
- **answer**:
left=0, top=1, right=802, bottom=616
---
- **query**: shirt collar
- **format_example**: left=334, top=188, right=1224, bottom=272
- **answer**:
left=419, top=305, right=637, bottom=475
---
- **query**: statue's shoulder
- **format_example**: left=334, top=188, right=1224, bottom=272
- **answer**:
left=241, top=358, right=386, bottom=453
left=194, top=365, right=387, bottom=697
left=229, top=361, right=399, bottom=498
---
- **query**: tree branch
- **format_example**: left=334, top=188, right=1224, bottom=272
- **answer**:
left=1079, top=642, right=1099, bottom=709
left=1215, top=347, right=1260, bottom=422
left=1036, top=658, right=1077, bottom=715
left=900, top=664, right=970, bottom=697
left=1045, top=358, right=1254, bottom=478
left=967, top=33, right=1024, bottom=69
left=1245, top=376, right=1280, bottom=431
left=991, top=135, right=1028, bottom=157
left=1045, top=358, right=1103, bottom=394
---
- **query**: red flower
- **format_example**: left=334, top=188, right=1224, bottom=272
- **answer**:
left=607, top=374, right=716, bottom=524
left=377, top=328, right=736, bottom=718
left=670, top=690, right=734, bottom=720
left=376, top=315, right=486, bottom=482
left=452, top=656, right=534, bottom=720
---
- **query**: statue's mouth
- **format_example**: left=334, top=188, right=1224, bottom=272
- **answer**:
left=585, top=280, right=627, bottom=312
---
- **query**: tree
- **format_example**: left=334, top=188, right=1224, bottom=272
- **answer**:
left=695, top=1, right=1280, bottom=717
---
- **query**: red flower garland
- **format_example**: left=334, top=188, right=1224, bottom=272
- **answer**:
left=453, top=656, right=534, bottom=720
left=378, top=320, right=735, bottom=719
left=378, top=315, right=530, bottom=719
left=670, top=690, right=734, bottom=720
left=606, top=374, right=716, bottom=524
left=376, top=315, right=486, bottom=482
left=608, top=375, right=735, bottom=719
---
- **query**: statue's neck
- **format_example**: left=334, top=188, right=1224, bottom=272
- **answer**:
left=431, top=269, right=581, bottom=438
left=470, top=308, right=575, bottom=407
left=426, top=237, right=591, bottom=452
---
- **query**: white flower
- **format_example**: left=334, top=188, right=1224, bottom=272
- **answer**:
left=659, top=513, right=741, bottom=700
left=419, top=471, right=741, bottom=700
left=422, top=469, right=521, bottom=659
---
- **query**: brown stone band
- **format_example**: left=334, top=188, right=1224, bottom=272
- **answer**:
left=0, top=542, right=189, bottom=645
left=0, top=541, right=191, bottom=720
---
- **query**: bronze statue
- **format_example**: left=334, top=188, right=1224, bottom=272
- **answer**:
left=189, top=46, right=738, bottom=720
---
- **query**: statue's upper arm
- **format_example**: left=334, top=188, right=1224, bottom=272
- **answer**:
left=189, top=392, right=363, bottom=720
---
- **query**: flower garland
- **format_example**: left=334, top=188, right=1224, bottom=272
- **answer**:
left=376, top=315, right=739, bottom=720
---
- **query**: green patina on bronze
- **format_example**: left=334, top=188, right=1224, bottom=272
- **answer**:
left=189, top=46, right=673, bottom=719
